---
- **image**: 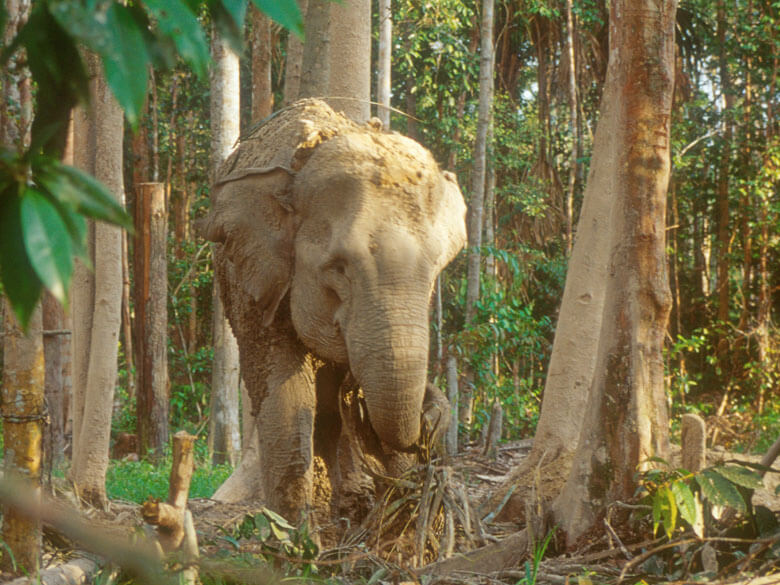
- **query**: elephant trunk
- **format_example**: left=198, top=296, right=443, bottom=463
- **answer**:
left=348, top=320, right=430, bottom=451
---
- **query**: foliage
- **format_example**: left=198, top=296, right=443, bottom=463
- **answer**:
left=105, top=437, right=231, bottom=503
left=638, top=459, right=768, bottom=540
left=199, top=509, right=323, bottom=582
left=633, top=459, right=780, bottom=581
left=0, top=0, right=301, bottom=328
left=516, top=529, right=555, bottom=585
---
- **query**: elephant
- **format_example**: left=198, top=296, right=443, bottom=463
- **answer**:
left=200, top=99, right=467, bottom=523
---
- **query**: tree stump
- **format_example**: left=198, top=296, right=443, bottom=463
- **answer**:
left=142, top=431, right=197, bottom=552
left=483, top=400, right=503, bottom=459
left=681, top=413, right=706, bottom=472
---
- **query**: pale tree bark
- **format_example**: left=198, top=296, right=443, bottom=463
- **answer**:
left=328, top=0, right=371, bottom=122
left=70, top=53, right=125, bottom=509
left=209, top=29, right=242, bottom=467
left=1, top=302, right=44, bottom=574
left=460, top=0, right=494, bottom=431
left=283, top=0, right=307, bottom=105
left=299, top=0, right=331, bottom=99
left=134, top=182, right=169, bottom=459
left=376, top=0, right=392, bottom=127
left=564, top=0, right=579, bottom=255
left=250, top=5, right=274, bottom=122
left=553, top=0, right=676, bottom=545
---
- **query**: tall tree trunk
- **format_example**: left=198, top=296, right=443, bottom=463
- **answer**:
left=1, top=302, right=44, bottom=574
left=328, top=0, right=371, bottom=122
left=42, top=294, right=67, bottom=478
left=553, top=0, right=676, bottom=545
left=564, top=0, right=579, bottom=255
left=299, top=0, right=331, bottom=99
left=121, top=229, right=135, bottom=397
left=70, top=53, right=125, bottom=509
left=1, top=9, right=42, bottom=570
left=283, top=0, right=307, bottom=105
left=134, top=182, right=169, bottom=459
left=209, top=29, right=242, bottom=467
left=715, top=0, right=733, bottom=332
left=377, top=0, right=392, bottom=127
left=250, top=5, right=274, bottom=122
left=460, top=0, right=494, bottom=430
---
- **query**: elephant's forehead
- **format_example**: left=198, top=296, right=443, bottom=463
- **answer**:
left=302, top=133, right=444, bottom=220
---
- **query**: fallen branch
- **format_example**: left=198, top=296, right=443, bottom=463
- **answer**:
left=417, top=529, right=529, bottom=577
left=6, top=555, right=100, bottom=585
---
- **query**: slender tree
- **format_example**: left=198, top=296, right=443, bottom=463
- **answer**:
left=283, top=0, right=307, bottom=105
left=134, top=182, right=169, bottom=459
left=208, top=28, right=242, bottom=466
left=460, top=0, right=494, bottom=429
left=377, top=0, right=392, bottom=127
left=250, top=5, right=273, bottom=122
left=299, top=0, right=331, bottom=99
left=564, top=0, right=579, bottom=254
left=70, top=53, right=125, bottom=509
left=328, top=0, right=371, bottom=121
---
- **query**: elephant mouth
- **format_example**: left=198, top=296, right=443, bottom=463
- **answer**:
left=338, top=375, right=421, bottom=476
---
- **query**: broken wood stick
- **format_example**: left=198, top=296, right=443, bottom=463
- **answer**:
left=142, top=431, right=197, bottom=552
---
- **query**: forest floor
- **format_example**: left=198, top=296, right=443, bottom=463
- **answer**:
left=3, top=418, right=780, bottom=585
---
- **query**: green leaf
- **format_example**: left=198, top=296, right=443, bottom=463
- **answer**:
left=21, top=188, right=73, bottom=305
left=253, top=513, right=271, bottom=540
left=144, top=0, right=209, bottom=77
left=269, top=522, right=290, bottom=543
left=36, top=160, right=132, bottom=231
left=57, top=205, right=89, bottom=265
left=251, top=0, right=303, bottom=36
left=696, top=469, right=747, bottom=514
left=20, top=2, right=89, bottom=157
left=671, top=480, right=704, bottom=537
left=262, top=507, right=295, bottom=530
left=101, top=3, right=150, bottom=127
left=0, top=189, right=43, bottom=328
left=208, top=0, right=246, bottom=53
left=218, top=534, right=240, bottom=549
left=652, top=486, right=677, bottom=538
left=711, top=465, right=764, bottom=490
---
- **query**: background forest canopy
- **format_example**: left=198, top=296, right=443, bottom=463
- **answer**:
left=0, top=0, right=778, bottom=490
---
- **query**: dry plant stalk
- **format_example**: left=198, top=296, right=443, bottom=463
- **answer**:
left=356, top=463, right=484, bottom=567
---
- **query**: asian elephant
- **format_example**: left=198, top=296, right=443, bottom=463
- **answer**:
left=200, top=99, right=466, bottom=522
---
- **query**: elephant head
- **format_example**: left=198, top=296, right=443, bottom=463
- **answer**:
left=201, top=99, right=466, bottom=453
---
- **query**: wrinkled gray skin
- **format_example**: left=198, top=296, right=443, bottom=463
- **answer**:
left=201, top=100, right=466, bottom=522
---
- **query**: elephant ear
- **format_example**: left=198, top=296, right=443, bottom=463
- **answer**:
left=430, top=170, right=468, bottom=271
left=200, top=167, right=297, bottom=327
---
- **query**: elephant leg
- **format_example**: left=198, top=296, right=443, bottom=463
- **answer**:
left=313, top=364, right=347, bottom=501
left=258, top=351, right=317, bottom=523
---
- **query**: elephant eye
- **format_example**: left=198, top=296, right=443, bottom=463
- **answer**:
left=325, top=257, right=348, bottom=277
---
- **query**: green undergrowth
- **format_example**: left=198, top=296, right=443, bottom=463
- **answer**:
left=105, top=437, right=232, bottom=503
